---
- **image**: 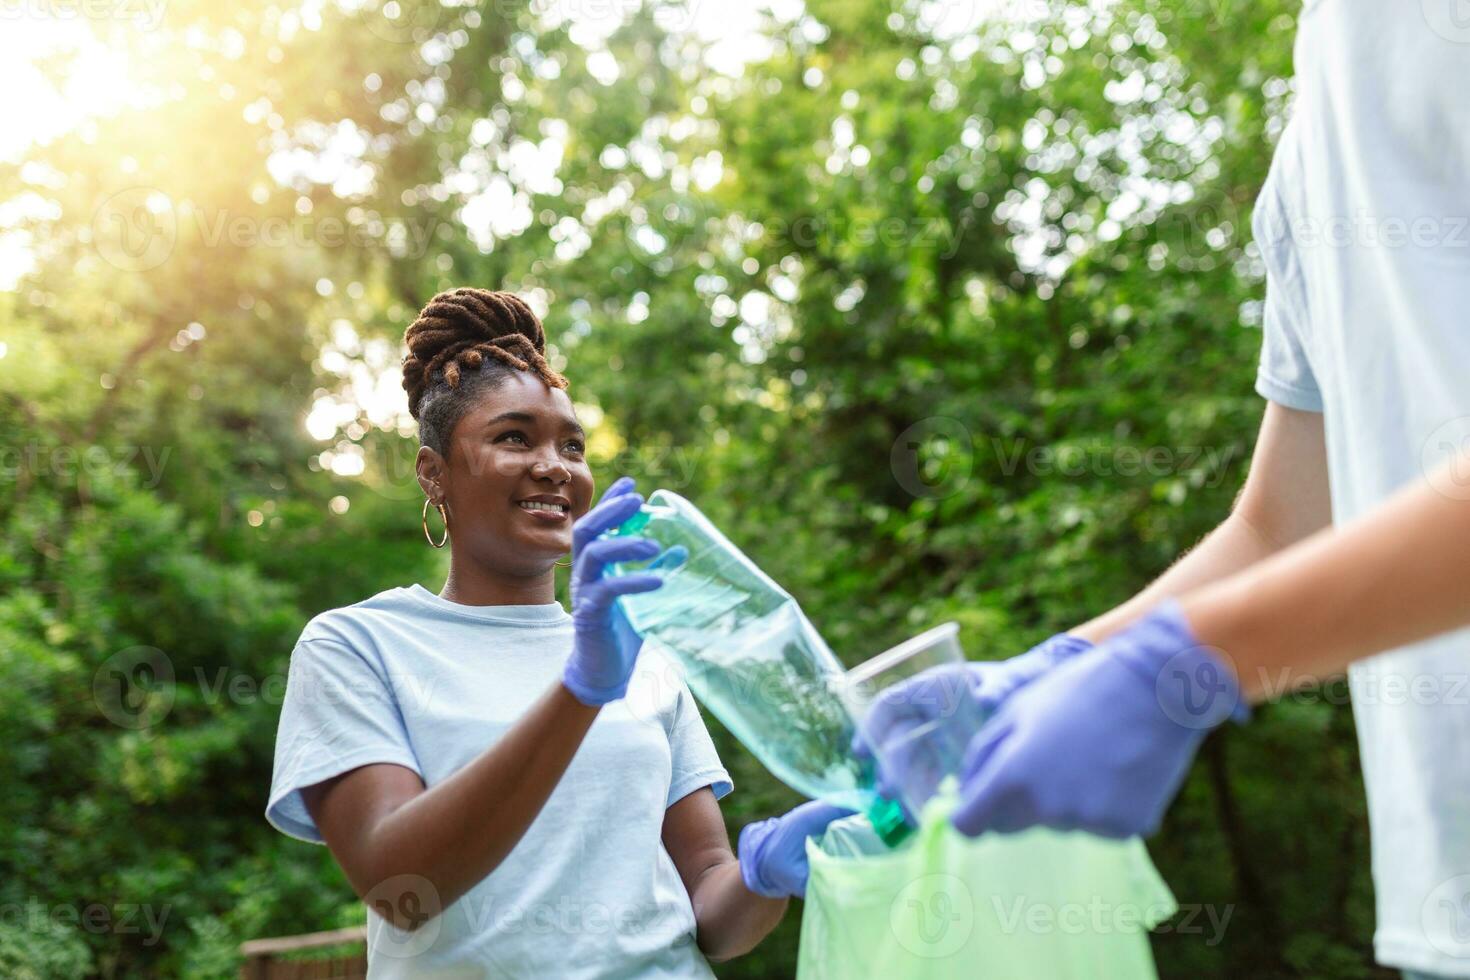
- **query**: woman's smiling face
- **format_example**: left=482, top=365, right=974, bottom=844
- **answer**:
left=432, top=371, right=595, bottom=572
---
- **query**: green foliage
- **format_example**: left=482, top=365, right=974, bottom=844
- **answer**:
left=1, top=0, right=1385, bottom=976
left=0, top=918, right=94, bottom=979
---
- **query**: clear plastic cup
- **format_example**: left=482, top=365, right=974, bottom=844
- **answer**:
left=841, top=622, right=987, bottom=821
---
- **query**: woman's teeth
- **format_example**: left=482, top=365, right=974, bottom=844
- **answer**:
left=519, top=501, right=568, bottom=513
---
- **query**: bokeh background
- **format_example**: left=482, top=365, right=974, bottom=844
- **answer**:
left=0, top=0, right=1384, bottom=976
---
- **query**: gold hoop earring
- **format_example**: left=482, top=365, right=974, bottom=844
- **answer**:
left=422, top=498, right=449, bottom=549
left=554, top=556, right=572, bottom=568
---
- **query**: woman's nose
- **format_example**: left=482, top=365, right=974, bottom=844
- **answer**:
left=530, top=456, right=570, bottom=483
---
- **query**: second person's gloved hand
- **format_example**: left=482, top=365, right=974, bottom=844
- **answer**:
left=851, top=633, right=1094, bottom=800
left=738, top=801, right=854, bottom=899
left=952, top=600, right=1248, bottom=839
left=562, top=477, right=665, bottom=707
left=971, top=632, right=1095, bottom=712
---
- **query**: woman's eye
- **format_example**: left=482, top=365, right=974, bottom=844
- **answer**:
left=565, top=440, right=586, bottom=454
left=497, top=431, right=530, bottom=446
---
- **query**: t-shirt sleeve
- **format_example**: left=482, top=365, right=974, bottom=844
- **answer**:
left=665, top=675, right=733, bottom=809
left=265, top=635, right=423, bottom=844
left=1251, top=173, right=1324, bottom=412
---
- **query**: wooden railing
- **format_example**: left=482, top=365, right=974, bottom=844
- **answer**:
left=239, top=925, right=368, bottom=980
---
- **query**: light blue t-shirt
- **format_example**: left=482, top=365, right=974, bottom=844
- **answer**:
left=1252, top=2, right=1470, bottom=974
left=266, top=584, right=733, bottom=979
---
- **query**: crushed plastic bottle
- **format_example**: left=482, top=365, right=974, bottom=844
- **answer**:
left=610, top=489, right=908, bottom=844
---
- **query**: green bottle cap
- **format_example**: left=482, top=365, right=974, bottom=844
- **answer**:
left=867, top=797, right=912, bottom=848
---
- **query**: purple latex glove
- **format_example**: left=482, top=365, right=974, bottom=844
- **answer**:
left=973, top=633, right=1095, bottom=713
left=562, top=477, right=665, bottom=707
left=738, top=800, right=855, bottom=899
left=851, top=633, right=1094, bottom=799
left=952, top=601, right=1248, bottom=839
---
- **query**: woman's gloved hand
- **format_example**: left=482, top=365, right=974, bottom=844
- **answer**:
left=951, top=601, right=1248, bottom=839
left=850, top=633, right=1094, bottom=798
left=738, top=801, right=854, bottom=899
left=562, top=477, right=665, bottom=707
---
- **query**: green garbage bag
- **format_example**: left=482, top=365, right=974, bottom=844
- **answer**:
left=798, top=788, right=1177, bottom=980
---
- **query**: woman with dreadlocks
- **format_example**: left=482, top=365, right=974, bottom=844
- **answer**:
left=266, top=288, right=846, bottom=978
